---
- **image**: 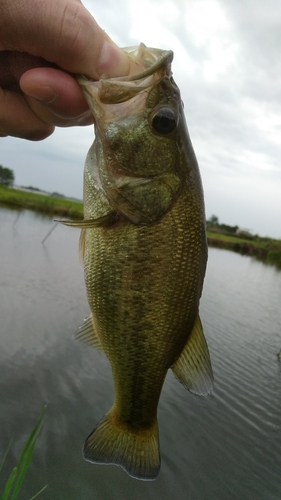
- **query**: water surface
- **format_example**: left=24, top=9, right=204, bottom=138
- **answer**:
left=0, top=207, right=280, bottom=499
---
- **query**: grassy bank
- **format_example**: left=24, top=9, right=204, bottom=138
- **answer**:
left=0, top=185, right=83, bottom=219
left=1, top=185, right=280, bottom=269
left=207, top=231, right=281, bottom=269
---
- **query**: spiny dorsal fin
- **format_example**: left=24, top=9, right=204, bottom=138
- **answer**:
left=171, top=314, right=214, bottom=396
left=74, top=315, right=103, bottom=351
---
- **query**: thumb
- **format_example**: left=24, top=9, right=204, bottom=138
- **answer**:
left=0, top=0, right=130, bottom=79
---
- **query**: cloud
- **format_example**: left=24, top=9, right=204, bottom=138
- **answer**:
left=1, top=0, right=281, bottom=237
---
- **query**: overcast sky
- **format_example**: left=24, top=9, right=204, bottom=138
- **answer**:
left=1, top=0, right=281, bottom=238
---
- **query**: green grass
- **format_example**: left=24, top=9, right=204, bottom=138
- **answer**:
left=0, top=184, right=83, bottom=219
left=207, top=231, right=253, bottom=245
left=0, top=407, right=47, bottom=500
left=207, top=231, right=281, bottom=269
left=1, top=184, right=280, bottom=269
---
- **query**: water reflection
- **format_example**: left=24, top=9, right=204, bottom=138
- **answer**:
left=0, top=207, right=281, bottom=499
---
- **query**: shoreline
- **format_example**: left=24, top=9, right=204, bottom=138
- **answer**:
left=207, top=232, right=281, bottom=270
left=0, top=185, right=83, bottom=219
left=1, top=185, right=280, bottom=270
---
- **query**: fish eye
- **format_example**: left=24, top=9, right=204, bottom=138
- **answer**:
left=151, top=107, right=178, bottom=135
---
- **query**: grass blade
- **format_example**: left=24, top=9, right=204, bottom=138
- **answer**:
left=10, top=406, right=47, bottom=500
left=0, top=438, right=14, bottom=475
left=29, top=484, right=48, bottom=500
left=1, top=467, right=18, bottom=500
left=0, top=406, right=47, bottom=500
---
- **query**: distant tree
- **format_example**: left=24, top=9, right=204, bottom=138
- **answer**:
left=0, top=165, right=15, bottom=187
left=51, top=191, right=65, bottom=198
left=208, top=215, right=219, bottom=225
left=220, top=223, right=239, bottom=235
left=206, top=215, right=239, bottom=235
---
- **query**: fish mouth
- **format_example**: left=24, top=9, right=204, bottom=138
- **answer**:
left=78, top=43, right=173, bottom=83
left=110, top=44, right=173, bottom=82
left=76, top=44, right=174, bottom=109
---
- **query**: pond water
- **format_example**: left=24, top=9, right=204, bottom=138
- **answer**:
left=0, top=206, right=281, bottom=500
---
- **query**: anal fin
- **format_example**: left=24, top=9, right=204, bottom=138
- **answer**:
left=74, top=315, right=103, bottom=351
left=171, top=314, right=214, bottom=396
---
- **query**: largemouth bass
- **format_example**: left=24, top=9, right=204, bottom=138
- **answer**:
left=63, top=44, right=213, bottom=480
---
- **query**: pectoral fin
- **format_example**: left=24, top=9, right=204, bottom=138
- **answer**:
left=57, top=211, right=118, bottom=228
left=171, top=315, right=214, bottom=396
left=74, top=315, right=103, bottom=351
left=79, top=229, right=86, bottom=264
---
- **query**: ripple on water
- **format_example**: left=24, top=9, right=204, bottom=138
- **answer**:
left=1, top=211, right=281, bottom=499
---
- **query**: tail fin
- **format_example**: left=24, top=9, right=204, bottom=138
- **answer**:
left=83, top=411, right=160, bottom=480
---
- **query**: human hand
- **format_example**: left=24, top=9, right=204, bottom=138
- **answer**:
left=0, top=0, right=131, bottom=140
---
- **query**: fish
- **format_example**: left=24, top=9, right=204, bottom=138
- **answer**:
left=61, top=43, right=213, bottom=480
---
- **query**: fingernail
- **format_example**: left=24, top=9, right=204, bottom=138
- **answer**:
left=24, top=85, right=58, bottom=104
left=97, top=41, right=130, bottom=78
